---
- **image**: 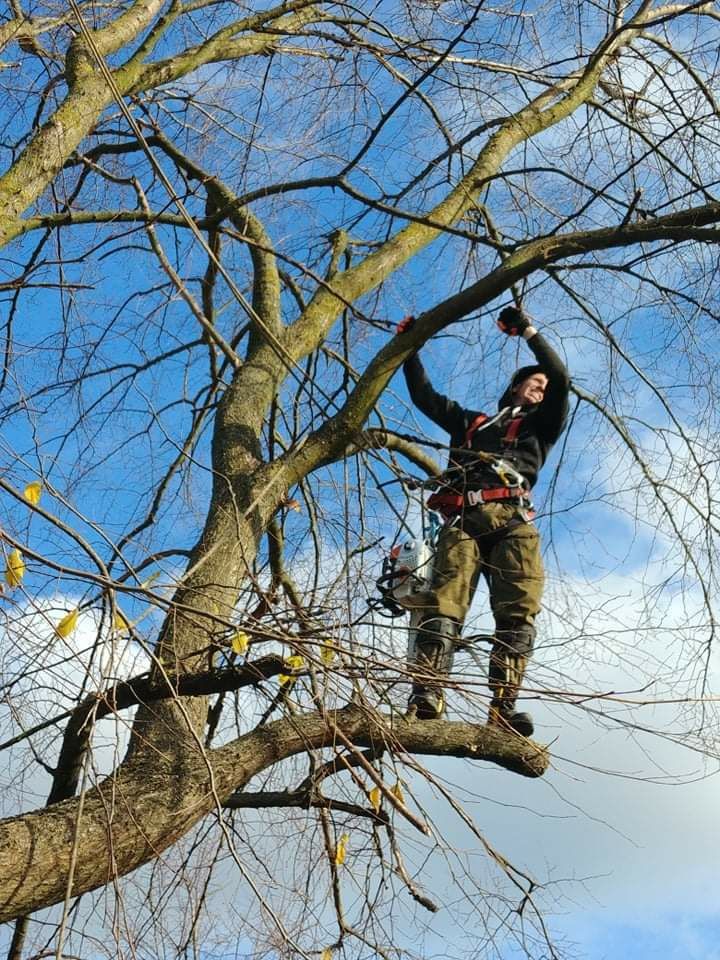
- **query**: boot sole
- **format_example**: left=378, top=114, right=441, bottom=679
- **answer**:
left=487, top=712, right=534, bottom=738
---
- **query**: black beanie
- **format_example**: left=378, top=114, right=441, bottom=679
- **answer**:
left=498, top=365, right=543, bottom=410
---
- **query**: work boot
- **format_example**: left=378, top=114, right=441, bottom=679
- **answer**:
left=408, top=616, right=457, bottom=720
left=487, top=646, right=534, bottom=737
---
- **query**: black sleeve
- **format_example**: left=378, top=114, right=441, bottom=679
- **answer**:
left=403, top=353, right=468, bottom=438
left=526, top=331, right=570, bottom=443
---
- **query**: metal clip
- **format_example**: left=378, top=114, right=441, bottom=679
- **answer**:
left=491, top=459, right=526, bottom=488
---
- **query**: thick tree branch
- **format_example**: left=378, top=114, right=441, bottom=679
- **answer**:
left=0, top=3, right=324, bottom=244
left=0, top=10, right=86, bottom=54
left=282, top=1, right=670, bottom=367
left=125, top=4, right=323, bottom=94
left=65, top=0, right=166, bottom=86
left=0, top=657, right=287, bottom=772
left=279, top=199, right=720, bottom=483
left=0, top=705, right=547, bottom=922
left=146, top=129, right=283, bottom=342
left=348, top=429, right=441, bottom=477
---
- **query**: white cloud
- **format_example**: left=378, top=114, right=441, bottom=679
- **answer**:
left=384, top=556, right=720, bottom=960
left=0, top=597, right=150, bottom=804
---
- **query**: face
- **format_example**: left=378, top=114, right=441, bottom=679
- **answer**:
left=513, top=372, right=548, bottom=406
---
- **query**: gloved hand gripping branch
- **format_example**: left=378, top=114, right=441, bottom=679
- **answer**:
left=497, top=305, right=537, bottom=339
left=396, top=315, right=416, bottom=335
left=400, top=307, right=536, bottom=338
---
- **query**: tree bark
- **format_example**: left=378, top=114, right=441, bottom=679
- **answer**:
left=0, top=707, right=547, bottom=921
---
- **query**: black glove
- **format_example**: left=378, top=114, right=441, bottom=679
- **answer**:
left=497, top=306, right=530, bottom=337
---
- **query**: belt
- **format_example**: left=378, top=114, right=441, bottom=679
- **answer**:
left=427, top=486, right=531, bottom=515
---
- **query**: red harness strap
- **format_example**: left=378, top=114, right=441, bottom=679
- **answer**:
left=503, top=414, right=523, bottom=446
left=427, top=486, right=532, bottom=516
left=426, top=491, right=463, bottom=514
left=436, top=411, right=531, bottom=519
left=465, top=411, right=524, bottom=449
left=464, top=413, right=488, bottom=447
left=469, top=486, right=524, bottom=504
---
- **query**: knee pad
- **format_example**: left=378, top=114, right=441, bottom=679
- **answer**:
left=494, top=622, right=535, bottom=658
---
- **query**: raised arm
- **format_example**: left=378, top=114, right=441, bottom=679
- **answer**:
left=403, top=352, right=468, bottom=437
left=396, top=317, right=468, bottom=437
left=497, top=307, right=570, bottom=443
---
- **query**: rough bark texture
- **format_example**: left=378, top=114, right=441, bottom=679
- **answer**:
left=0, top=708, right=547, bottom=921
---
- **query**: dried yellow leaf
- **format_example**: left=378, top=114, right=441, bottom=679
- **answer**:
left=334, top=833, right=349, bottom=867
left=231, top=630, right=249, bottom=655
left=321, top=950, right=332, bottom=960
left=369, top=786, right=381, bottom=812
left=56, top=608, right=79, bottom=639
left=23, top=481, right=42, bottom=506
left=391, top=781, right=404, bottom=803
left=5, top=549, right=25, bottom=587
left=279, top=654, right=305, bottom=686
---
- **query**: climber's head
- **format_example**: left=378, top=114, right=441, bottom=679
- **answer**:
left=498, top=366, right=548, bottom=409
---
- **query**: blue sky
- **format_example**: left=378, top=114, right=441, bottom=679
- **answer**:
left=1, top=2, right=720, bottom=958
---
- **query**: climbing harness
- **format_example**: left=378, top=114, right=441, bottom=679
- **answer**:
left=464, top=405, right=525, bottom=449
left=427, top=405, right=535, bottom=519
left=426, top=479, right=531, bottom=515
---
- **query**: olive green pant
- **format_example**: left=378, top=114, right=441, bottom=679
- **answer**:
left=427, top=503, right=543, bottom=652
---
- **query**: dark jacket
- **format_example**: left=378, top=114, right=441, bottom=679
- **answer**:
left=403, top=331, right=570, bottom=491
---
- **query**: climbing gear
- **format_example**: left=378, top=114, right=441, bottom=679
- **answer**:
left=487, top=642, right=534, bottom=737
left=489, top=458, right=526, bottom=488
left=375, top=512, right=440, bottom=617
left=427, top=401, right=534, bottom=520
left=502, top=415, right=523, bottom=447
left=463, top=409, right=526, bottom=450
left=426, top=458, right=533, bottom=519
left=495, top=622, right=535, bottom=657
left=372, top=500, right=468, bottom=719
left=435, top=485, right=524, bottom=509
left=422, top=407, right=534, bottom=519
left=426, top=486, right=533, bottom=518
left=408, top=615, right=458, bottom=720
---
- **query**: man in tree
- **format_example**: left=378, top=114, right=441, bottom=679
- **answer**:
left=399, top=307, right=570, bottom=735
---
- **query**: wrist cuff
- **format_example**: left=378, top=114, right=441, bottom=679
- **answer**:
left=522, top=325, right=538, bottom=340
